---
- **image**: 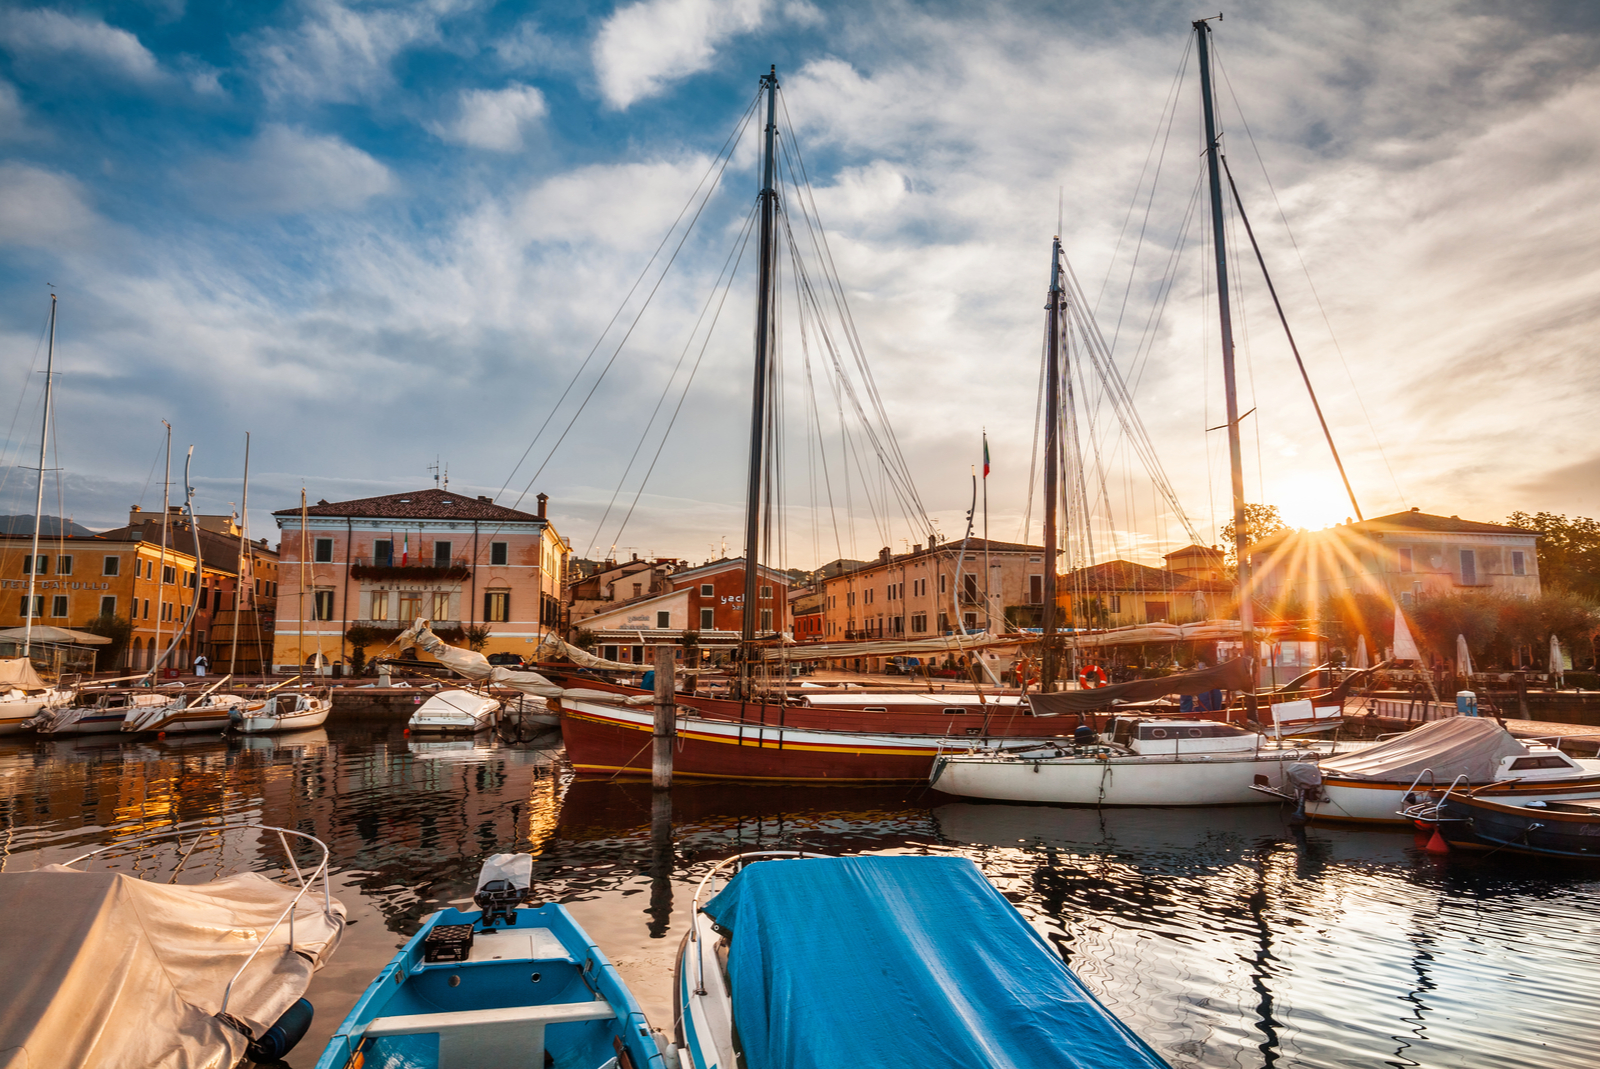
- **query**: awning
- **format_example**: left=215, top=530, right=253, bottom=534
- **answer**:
left=0, top=625, right=112, bottom=645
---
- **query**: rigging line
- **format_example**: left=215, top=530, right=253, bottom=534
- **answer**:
left=776, top=91, right=932, bottom=529
left=506, top=106, right=758, bottom=520
left=1128, top=168, right=1204, bottom=397
left=0, top=305, right=54, bottom=509
left=1222, top=168, right=1268, bottom=510
left=498, top=87, right=762, bottom=507
left=1212, top=42, right=1406, bottom=505
left=1095, top=34, right=1194, bottom=316
left=585, top=198, right=762, bottom=557
left=1222, top=154, right=1363, bottom=521
left=1019, top=329, right=1048, bottom=544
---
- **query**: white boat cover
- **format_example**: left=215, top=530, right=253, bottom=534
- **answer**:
left=395, top=621, right=653, bottom=705
left=533, top=630, right=638, bottom=671
left=475, top=852, right=533, bottom=894
left=0, top=867, right=344, bottom=1069
left=0, top=658, right=48, bottom=690
left=1318, top=717, right=1527, bottom=784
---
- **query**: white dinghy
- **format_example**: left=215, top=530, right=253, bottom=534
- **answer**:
left=409, top=689, right=501, bottom=733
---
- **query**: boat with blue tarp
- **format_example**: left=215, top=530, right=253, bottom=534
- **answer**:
left=316, top=852, right=670, bottom=1069
left=676, top=852, right=1172, bottom=1069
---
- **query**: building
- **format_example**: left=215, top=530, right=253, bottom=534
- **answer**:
left=1249, top=508, right=1540, bottom=610
left=790, top=588, right=823, bottom=642
left=1057, top=559, right=1233, bottom=627
left=571, top=557, right=790, bottom=664
left=271, top=488, right=568, bottom=672
left=566, top=556, right=681, bottom=627
left=820, top=538, right=1047, bottom=640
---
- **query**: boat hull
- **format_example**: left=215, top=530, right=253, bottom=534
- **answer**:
left=930, top=751, right=1306, bottom=806
left=1436, top=795, right=1600, bottom=858
left=234, top=704, right=331, bottom=734
left=1308, top=776, right=1600, bottom=826
left=559, top=696, right=1050, bottom=782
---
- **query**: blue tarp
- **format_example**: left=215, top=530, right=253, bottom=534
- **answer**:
left=702, top=855, right=1171, bottom=1069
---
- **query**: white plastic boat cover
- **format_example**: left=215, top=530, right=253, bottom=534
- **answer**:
left=1318, top=717, right=1527, bottom=783
left=476, top=852, right=533, bottom=893
left=0, top=867, right=344, bottom=1069
left=0, top=659, right=47, bottom=691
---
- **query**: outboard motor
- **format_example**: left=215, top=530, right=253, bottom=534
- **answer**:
left=474, top=852, right=535, bottom=930
left=1073, top=724, right=1099, bottom=746
left=1284, top=762, right=1325, bottom=824
left=246, top=998, right=315, bottom=1061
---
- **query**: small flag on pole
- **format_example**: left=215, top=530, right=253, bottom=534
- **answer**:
left=982, top=434, right=990, bottom=479
left=402, top=532, right=409, bottom=566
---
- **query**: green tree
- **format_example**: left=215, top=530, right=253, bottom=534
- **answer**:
left=462, top=624, right=493, bottom=652
left=80, top=612, right=133, bottom=671
left=345, top=624, right=381, bottom=675
left=1219, top=503, right=1292, bottom=567
left=1506, top=512, right=1600, bottom=600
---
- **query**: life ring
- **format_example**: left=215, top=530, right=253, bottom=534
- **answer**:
left=1016, top=657, right=1041, bottom=687
left=1079, top=665, right=1109, bottom=689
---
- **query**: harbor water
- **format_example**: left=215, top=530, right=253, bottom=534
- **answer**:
left=2, top=718, right=1597, bottom=1068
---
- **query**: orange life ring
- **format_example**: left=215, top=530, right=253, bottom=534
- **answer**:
left=1017, top=657, right=1041, bottom=687
left=1079, top=665, right=1109, bottom=689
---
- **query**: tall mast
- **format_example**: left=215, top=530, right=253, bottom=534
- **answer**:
left=1195, top=18, right=1255, bottom=688
left=229, top=431, right=250, bottom=676
left=152, top=420, right=171, bottom=677
left=740, top=65, right=779, bottom=696
left=22, top=294, right=57, bottom=659
left=1040, top=239, right=1062, bottom=690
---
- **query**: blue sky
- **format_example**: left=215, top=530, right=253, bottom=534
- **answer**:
left=1, top=0, right=1598, bottom=568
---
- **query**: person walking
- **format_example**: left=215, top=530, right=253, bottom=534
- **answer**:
left=193, top=653, right=209, bottom=678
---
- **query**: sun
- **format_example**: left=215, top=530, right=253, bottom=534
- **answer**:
left=1263, top=471, right=1357, bottom=532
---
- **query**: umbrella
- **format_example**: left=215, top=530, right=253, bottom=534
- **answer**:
left=1551, top=633, right=1565, bottom=687
left=0, top=625, right=111, bottom=645
left=1456, top=634, right=1473, bottom=678
left=1355, top=635, right=1370, bottom=670
left=1392, top=606, right=1421, bottom=661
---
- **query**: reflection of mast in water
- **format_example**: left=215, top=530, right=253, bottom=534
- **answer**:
left=647, top=790, right=673, bottom=939
left=1244, top=841, right=1289, bottom=1068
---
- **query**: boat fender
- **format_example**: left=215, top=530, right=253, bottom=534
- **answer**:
left=1078, top=665, right=1108, bottom=689
left=244, top=997, right=315, bottom=1061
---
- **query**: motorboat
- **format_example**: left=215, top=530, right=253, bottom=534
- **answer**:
left=0, top=657, right=72, bottom=734
left=677, top=852, right=1171, bottom=1069
left=0, top=821, right=344, bottom=1066
left=1407, top=786, right=1600, bottom=859
left=123, top=686, right=244, bottom=735
left=929, top=719, right=1320, bottom=806
left=231, top=687, right=332, bottom=734
left=409, top=689, right=502, bottom=733
left=1271, top=717, right=1600, bottom=825
left=26, top=688, right=175, bottom=736
left=316, top=853, right=671, bottom=1069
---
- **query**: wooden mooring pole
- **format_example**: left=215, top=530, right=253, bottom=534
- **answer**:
left=653, top=644, right=675, bottom=789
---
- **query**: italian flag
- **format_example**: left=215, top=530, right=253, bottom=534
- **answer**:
left=982, top=434, right=990, bottom=479
left=402, top=532, right=409, bottom=566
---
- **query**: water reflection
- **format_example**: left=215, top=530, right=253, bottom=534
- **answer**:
left=0, top=725, right=1596, bottom=1068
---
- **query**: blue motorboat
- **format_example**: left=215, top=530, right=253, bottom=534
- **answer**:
left=676, top=851, right=1172, bottom=1069
left=317, top=854, right=670, bottom=1069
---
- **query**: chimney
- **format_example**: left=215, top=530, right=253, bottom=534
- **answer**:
left=128, top=505, right=142, bottom=526
left=878, top=546, right=891, bottom=564
left=537, top=493, right=548, bottom=520
left=478, top=495, right=492, bottom=503
left=911, top=543, right=922, bottom=554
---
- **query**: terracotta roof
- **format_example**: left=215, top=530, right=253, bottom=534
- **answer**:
left=1163, top=544, right=1224, bottom=560
left=1061, top=559, right=1229, bottom=593
left=1354, top=510, right=1533, bottom=535
left=272, top=488, right=544, bottom=522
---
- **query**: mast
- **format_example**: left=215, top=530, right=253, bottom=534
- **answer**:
left=739, top=65, right=779, bottom=697
left=1040, top=239, right=1062, bottom=690
left=151, top=420, right=171, bottom=675
left=22, top=294, right=57, bottom=659
left=229, top=431, right=250, bottom=676
left=1195, top=17, right=1256, bottom=693
left=300, top=488, right=309, bottom=673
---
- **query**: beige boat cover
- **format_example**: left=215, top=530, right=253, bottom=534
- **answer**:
left=0, top=659, right=47, bottom=691
left=1318, top=717, right=1528, bottom=784
left=0, top=867, right=344, bottom=1069
left=395, top=621, right=652, bottom=704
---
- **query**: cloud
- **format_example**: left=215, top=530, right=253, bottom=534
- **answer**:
left=0, top=164, right=97, bottom=247
left=190, top=125, right=393, bottom=214
left=593, top=0, right=767, bottom=109
left=248, top=0, right=461, bottom=103
left=0, top=80, right=29, bottom=140
left=431, top=84, right=548, bottom=151
left=0, top=9, right=162, bottom=83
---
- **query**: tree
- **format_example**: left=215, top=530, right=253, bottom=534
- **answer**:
left=462, top=624, right=493, bottom=652
left=1219, top=503, right=1292, bottom=568
left=1506, top=512, right=1600, bottom=600
left=345, top=624, right=381, bottom=675
left=80, top=612, right=133, bottom=671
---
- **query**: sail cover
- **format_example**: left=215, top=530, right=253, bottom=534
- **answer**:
left=0, top=657, right=48, bottom=690
left=1318, top=717, right=1527, bottom=783
left=702, top=856, right=1170, bottom=1069
left=0, top=867, right=344, bottom=1068
left=1027, top=657, right=1254, bottom=715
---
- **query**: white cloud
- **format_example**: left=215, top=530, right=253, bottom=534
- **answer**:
left=249, top=0, right=461, bottom=103
left=0, top=80, right=29, bottom=140
left=432, top=84, right=548, bottom=152
left=593, top=0, right=767, bottom=109
left=0, top=9, right=162, bottom=82
left=0, top=163, right=97, bottom=247
left=192, top=125, right=393, bottom=214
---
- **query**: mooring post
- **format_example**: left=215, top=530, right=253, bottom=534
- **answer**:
left=653, top=644, right=675, bottom=789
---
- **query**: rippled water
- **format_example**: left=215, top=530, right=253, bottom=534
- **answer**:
left=2, top=718, right=1597, bottom=1068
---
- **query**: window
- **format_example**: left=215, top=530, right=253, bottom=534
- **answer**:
left=657, top=610, right=671, bottom=628
left=962, top=612, right=977, bottom=630
left=760, top=585, right=773, bottom=599
left=939, top=574, right=948, bottom=595
left=962, top=574, right=978, bottom=601
left=434, top=541, right=452, bottom=566
left=374, top=540, right=393, bottom=567
left=760, top=609, right=773, bottom=631
left=1460, top=549, right=1477, bottom=586
left=162, top=601, right=172, bottom=621
left=847, top=591, right=855, bottom=606
left=212, top=589, right=223, bottom=611
left=142, top=599, right=150, bottom=619
left=313, top=591, right=336, bottom=620
left=1146, top=601, right=1169, bottom=623
left=1398, top=547, right=1413, bottom=573
left=22, top=555, right=45, bottom=575
left=632, top=645, right=644, bottom=663
left=56, top=555, right=72, bottom=575
left=104, top=555, right=121, bottom=576
left=19, top=596, right=42, bottom=617
left=1028, top=574, right=1043, bottom=604
left=632, top=583, right=642, bottom=598
left=50, top=595, right=68, bottom=617
left=397, top=593, right=421, bottom=622
left=911, top=612, right=927, bottom=633
left=484, top=591, right=509, bottom=622
left=145, top=560, right=153, bottom=578
left=699, top=583, right=714, bottom=596
left=1109, top=594, right=1122, bottom=613
left=314, top=537, right=334, bottom=563
left=1511, top=550, right=1526, bottom=576
left=700, top=607, right=715, bottom=629
left=490, top=542, right=508, bottom=566
left=100, top=595, right=116, bottom=616
left=431, top=592, right=451, bottom=620
left=370, top=591, right=390, bottom=621
left=163, top=565, right=176, bottom=584
left=938, top=611, right=949, bottom=632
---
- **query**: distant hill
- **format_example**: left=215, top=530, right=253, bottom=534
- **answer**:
left=0, top=515, right=97, bottom=537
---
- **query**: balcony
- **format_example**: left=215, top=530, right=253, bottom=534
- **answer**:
left=349, top=556, right=471, bottom=582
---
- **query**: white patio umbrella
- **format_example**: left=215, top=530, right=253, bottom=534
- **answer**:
left=1392, top=606, right=1421, bottom=661
left=1355, top=635, right=1370, bottom=670
left=1455, top=634, right=1473, bottom=678
left=1551, top=633, right=1565, bottom=687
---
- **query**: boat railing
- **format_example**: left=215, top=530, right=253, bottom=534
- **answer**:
left=689, top=850, right=822, bottom=995
left=1398, top=773, right=1470, bottom=822
left=59, top=820, right=334, bottom=1017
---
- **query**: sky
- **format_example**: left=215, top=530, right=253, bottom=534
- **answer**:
left=1, top=0, right=1597, bottom=570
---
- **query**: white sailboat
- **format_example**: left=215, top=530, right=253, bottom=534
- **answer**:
left=0, top=659, right=71, bottom=734
left=231, top=687, right=333, bottom=734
